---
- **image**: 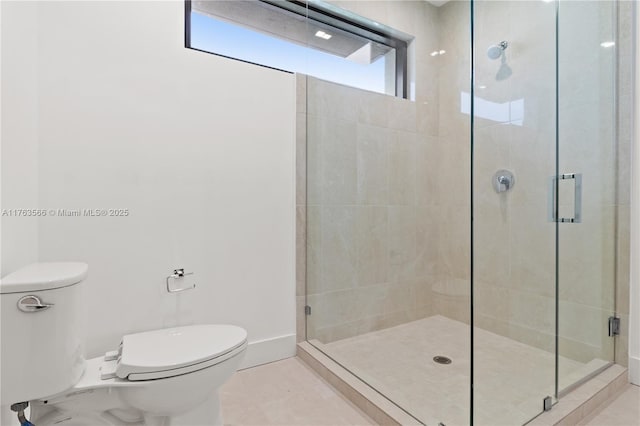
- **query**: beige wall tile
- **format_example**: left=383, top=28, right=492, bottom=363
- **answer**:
left=615, top=313, right=629, bottom=367
left=509, top=290, right=555, bottom=337
left=356, top=206, right=389, bottom=287
left=323, top=119, right=358, bottom=205
left=296, top=113, right=307, bottom=206
left=415, top=206, right=439, bottom=279
left=617, top=94, right=633, bottom=206
left=417, top=100, right=439, bottom=137
left=559, top=303, right=613, bottom=360
left=616, top=206, right=631, bottom=315
left=307, top=78, right=358, bottom=122
left=306, top=206, right=322, bottom=296
left=435, top=204, right=470, bottom=281
left=358, top=90, right=389, bottom=127
left=415, top=136, right=439, bottom=206
left=357, top=124, right=390, bottom=205
left=388, top=206, right=417, bottom=283
left=296, top=73, right=307, bottom=114
left=296, top=295, right=306, bottom=343
left=296, top=205, right=306, bottom=297
left=321, top=206, right=358, bottom=293
left=388, top=96, right=417, bottom=132
left=388, top=131, right=417, bottom=205
left=558, top=205, right=616, bottom=310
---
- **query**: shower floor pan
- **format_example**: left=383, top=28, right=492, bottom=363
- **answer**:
left=307, top=315, right=609, bottom=425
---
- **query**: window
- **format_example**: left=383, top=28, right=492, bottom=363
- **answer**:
left=185, top=0, right=412, bottom=98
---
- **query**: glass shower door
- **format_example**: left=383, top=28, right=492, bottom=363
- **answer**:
left=472, top=0, right=618, bottom=424
left=472, top=1, right=559, bottom=424
left=556, top=0, right=617, bottom=393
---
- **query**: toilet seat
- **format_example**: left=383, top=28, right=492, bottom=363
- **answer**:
left=103, top=324, right=247, bottom=381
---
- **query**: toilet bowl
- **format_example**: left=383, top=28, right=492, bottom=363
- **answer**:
left=30, top=324, right=247, bottom=426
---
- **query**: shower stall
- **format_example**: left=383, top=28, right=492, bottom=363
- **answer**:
left=299, top=0, right=632, bottom=424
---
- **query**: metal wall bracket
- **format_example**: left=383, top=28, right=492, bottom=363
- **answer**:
left=608, top=316, right=620, bottom=336
left=166, top=268, right=196, bottom=293
left=305, top=305, right=311, bottom=316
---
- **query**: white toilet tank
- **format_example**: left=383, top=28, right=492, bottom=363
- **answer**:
left=0, top=262, right=88, bottom=405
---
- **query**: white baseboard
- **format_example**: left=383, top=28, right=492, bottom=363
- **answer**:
left=239, top=333, right=297, bottom=370
left=630, top=356, right=640, bottom=385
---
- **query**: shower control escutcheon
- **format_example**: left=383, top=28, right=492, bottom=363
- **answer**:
left=493, top=169, right=515, bottom=193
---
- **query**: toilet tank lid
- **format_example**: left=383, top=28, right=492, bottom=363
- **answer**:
left=0, top=262, right=88, bottom=294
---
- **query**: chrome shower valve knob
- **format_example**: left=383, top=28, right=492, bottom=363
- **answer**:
left=493, top=169, right=515, bottom=193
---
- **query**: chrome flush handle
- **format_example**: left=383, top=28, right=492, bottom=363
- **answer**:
left=17, top=295, right=54, bottom=313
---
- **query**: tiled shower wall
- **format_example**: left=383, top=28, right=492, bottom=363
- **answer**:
left=297, top=0, right=455, bottom=343
left=302, top=77, right=437, bottom=343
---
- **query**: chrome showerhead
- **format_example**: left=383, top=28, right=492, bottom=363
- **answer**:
left=487, top=41, right=508, bottom=60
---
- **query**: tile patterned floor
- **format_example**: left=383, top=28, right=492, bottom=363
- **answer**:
left=317, top=315, right=608, bottom=426
left=220, top=357, right=375, bottom=426
left=585, top=384, right=640, bottom=426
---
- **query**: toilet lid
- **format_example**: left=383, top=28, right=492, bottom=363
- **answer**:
left=116, top=324, right=247, bottom=380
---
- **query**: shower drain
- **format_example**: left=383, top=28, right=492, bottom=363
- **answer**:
left=433, top=355, right=452, bottom=365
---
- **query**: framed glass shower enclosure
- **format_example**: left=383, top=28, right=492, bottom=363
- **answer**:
left=302, top=0, right=623, bottom=424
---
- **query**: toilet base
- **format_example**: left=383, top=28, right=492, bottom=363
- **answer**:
left=143, top=393, right=222, bottom=426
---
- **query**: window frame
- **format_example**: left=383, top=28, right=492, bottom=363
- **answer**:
left=184, top=0, right=410, bottom=98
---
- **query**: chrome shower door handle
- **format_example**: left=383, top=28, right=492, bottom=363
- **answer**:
left=549, top=173, right=582, bottom=223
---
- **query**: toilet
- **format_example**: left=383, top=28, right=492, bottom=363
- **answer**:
left=0, top=262, right=247, bottom=426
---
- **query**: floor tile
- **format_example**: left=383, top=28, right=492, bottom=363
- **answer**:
left=585, top=384, right=640, bottom=426
left=221, top=357, right=375, bottom=426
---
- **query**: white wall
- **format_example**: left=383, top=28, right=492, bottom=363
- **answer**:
left=2, top=0, right=296, bottom=368
left=1, top=1, right=40, bottom=276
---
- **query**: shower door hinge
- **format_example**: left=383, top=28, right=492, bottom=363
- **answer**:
left=608, top=316, right=620, bottom=336
left=543, top=396, right=552, bottom=412
left=305, top=305, right=311, bottom=315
